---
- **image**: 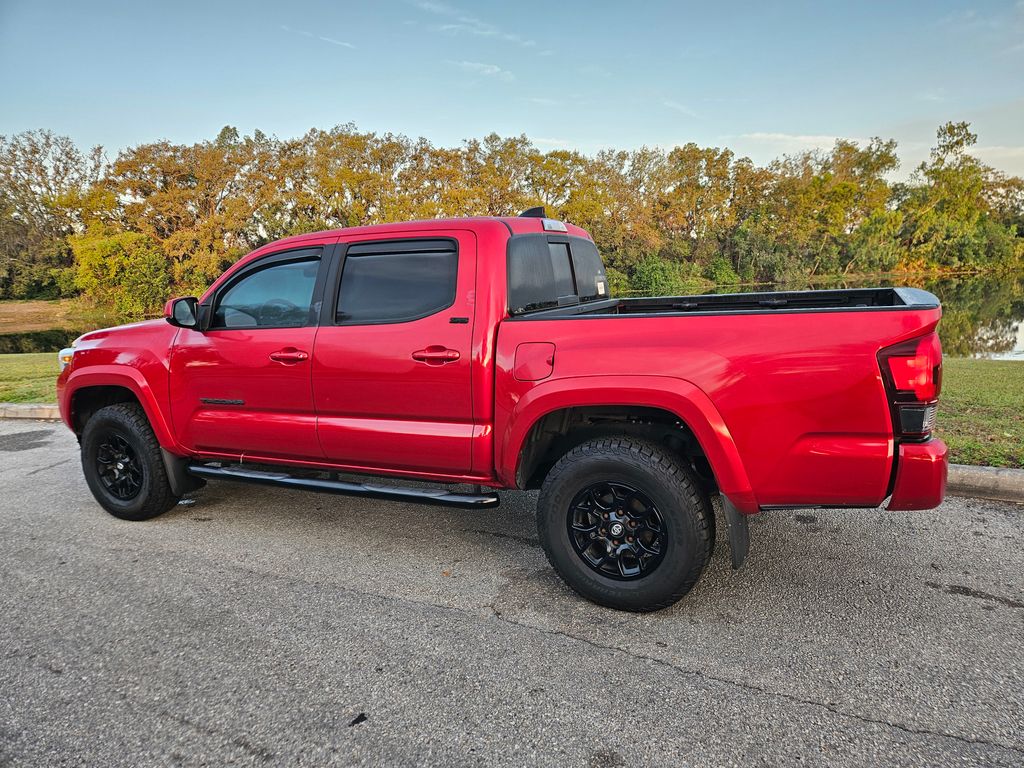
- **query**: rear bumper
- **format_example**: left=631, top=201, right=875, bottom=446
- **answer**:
left=886, top=439, right=948, bottom=511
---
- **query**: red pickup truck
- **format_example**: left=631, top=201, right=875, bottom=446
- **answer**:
left=56, top=210, right=947, bottom=611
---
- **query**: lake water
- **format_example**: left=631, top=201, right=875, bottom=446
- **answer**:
left=712, top=273, right=1024, bottom=361
left=1, top=274, right=1022, bottom=360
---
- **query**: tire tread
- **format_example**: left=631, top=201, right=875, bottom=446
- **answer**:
left=81, top=402, right=179, bottom=520
left=537, top=436, right=712, bottom=611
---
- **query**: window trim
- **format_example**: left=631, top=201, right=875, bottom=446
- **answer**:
left=326, top=237, right=460, bottom=327
left=205, top=246, right=328, bottom=331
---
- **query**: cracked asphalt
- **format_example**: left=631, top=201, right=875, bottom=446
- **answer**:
left=1, top=420, right=1022, bottom=767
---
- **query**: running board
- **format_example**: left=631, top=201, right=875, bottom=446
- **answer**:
left=186, top=464, right=500, bottom=509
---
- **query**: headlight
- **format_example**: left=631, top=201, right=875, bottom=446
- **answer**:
left=58, top=347, right=75, bottom=372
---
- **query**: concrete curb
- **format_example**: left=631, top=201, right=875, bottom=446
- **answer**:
left=0, top=403, right=1021, bottom=503
left=0, top=403, right=61, bottom=420
left=947, top=464, right=1024, bottom=505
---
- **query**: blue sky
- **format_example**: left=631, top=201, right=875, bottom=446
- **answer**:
left=1, top=0, right=1022, bottom=177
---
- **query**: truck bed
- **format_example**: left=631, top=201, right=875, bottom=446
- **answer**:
left=495, top=285, right=943, bottom=510
left=513, top=287, right=940, bottom=320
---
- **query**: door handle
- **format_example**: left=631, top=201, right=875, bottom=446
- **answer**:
left=269, top=348, right=309, bottom=364
left=411, top=346, right=461, bottom=365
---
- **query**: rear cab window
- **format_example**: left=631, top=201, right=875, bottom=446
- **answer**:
left=507, top=234, right=608, bottom=315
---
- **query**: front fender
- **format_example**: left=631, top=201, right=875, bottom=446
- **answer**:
left=497, top=374, right=758, bottom=514
left=60, top=365, right=181, bottom=453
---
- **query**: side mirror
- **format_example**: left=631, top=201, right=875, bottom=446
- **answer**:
left=165, top=297, right=200, bottom=329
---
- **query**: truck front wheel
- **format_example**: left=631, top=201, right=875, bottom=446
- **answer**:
left=81, top=403, right=180, bottom=521
left=537, top=437, right=713, bottom=612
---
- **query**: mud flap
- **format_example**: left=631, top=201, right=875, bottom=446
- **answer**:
left=721, top=494, right=750, bottom=570
left=161, top=449, right=206, bottom=497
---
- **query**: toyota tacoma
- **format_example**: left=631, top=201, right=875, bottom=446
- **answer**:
left=56, top=209, right=948, bottom=611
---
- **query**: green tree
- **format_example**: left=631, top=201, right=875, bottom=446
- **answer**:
left=0, top=130, right=103, bottom=298
left=896, top=122, right=1016, bottom=271
left=1, top=121, right=1021, bottom=315
left=656, top=143, right=734, bottom=264
left=105, top=126, right=278, bottom=294
left=71, top=229, right=169, bottom=320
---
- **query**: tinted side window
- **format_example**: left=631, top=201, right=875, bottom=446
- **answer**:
left=336, top=240, right=458, bottom=324
left=213, top=253, right=321, bottom=329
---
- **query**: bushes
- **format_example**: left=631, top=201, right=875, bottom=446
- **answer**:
left=703, top=257, right=740, bottom=285
left=604, top=266, right=631, bottom=297
left=628, top=255, right=708, bottom=296
left=71, top=231, right=169, bottom=320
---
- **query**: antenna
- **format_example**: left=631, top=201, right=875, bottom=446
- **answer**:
left=519, top=206, right=546, bottom=218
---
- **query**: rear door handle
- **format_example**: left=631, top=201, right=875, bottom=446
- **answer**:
left=269, top=348, right=309, bottom=364
left=412, top=346, right=461, bottom=365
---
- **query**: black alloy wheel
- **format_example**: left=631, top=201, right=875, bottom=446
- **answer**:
left=81, top=402, right=179, bottom=520
left=567, top=481, right=667, bottom=580
left=537, top=437, right=713, bottom=612
left=95, top=431, right=144, bottom=500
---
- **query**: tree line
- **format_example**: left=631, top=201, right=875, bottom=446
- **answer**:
left=1, top=121, right=1021, bottom=319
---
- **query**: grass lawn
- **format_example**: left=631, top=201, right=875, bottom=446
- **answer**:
left=0, top=353, right=58, bottom=403
left=936, top=358, right=1022, bottom=468
left=0, top=352, right=1019, bottom=468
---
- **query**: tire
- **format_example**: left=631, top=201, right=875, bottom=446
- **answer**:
left=80, top=402, right=179, bottom=521
left=537, top=437, right=713, bottom=612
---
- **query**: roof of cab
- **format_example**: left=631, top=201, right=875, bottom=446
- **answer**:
left=202, top=216, right=594, bottom=301
left=256, top=216, right=592, bottom=252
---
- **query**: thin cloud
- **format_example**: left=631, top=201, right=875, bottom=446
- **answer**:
left=577, top=63, right=612, bottom=78
left=662, top=99, right=697, bottom=118
left=524, top=95, right=590, bottom=108
left=449, top=60, right=515, bottom=82
left=937, top=8, right=977, bottom=26
left=969, top=145, right=1024, bottom=161
left=533, top=137, right=571, bottom=148
left=701, top=96, right=752, bottom=105
left=937, top=5, right=1014, bottom=30
left=742, top=132, right=850, bottom=147
left=413, top=0, right=537, bottom=48
left=319, top=36, right=355, bottom=49
left=414, top=0, right=457, bottom=14
left=280, top=25, right=355, bottom=49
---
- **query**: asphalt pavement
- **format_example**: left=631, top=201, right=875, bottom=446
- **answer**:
left=1, top=419, right=1022, bottom=767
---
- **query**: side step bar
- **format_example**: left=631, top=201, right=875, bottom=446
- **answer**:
left=186, top=464, right=500, bottom=509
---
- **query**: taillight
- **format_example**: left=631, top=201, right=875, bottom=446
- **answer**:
left=878, top=332, right=942, bottom=440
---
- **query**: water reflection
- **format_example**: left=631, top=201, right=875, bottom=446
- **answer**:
left=717, top=273, right=1024, bottom=360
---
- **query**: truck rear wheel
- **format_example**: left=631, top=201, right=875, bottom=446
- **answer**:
left=81, top=403, right=179, bottom=521
left=537, top=437, right=713, bottom=612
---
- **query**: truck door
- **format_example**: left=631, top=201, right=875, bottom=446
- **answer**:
left=168, top=242, right=335, bottom=460
left=312, top=231, right=476, bottom=475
